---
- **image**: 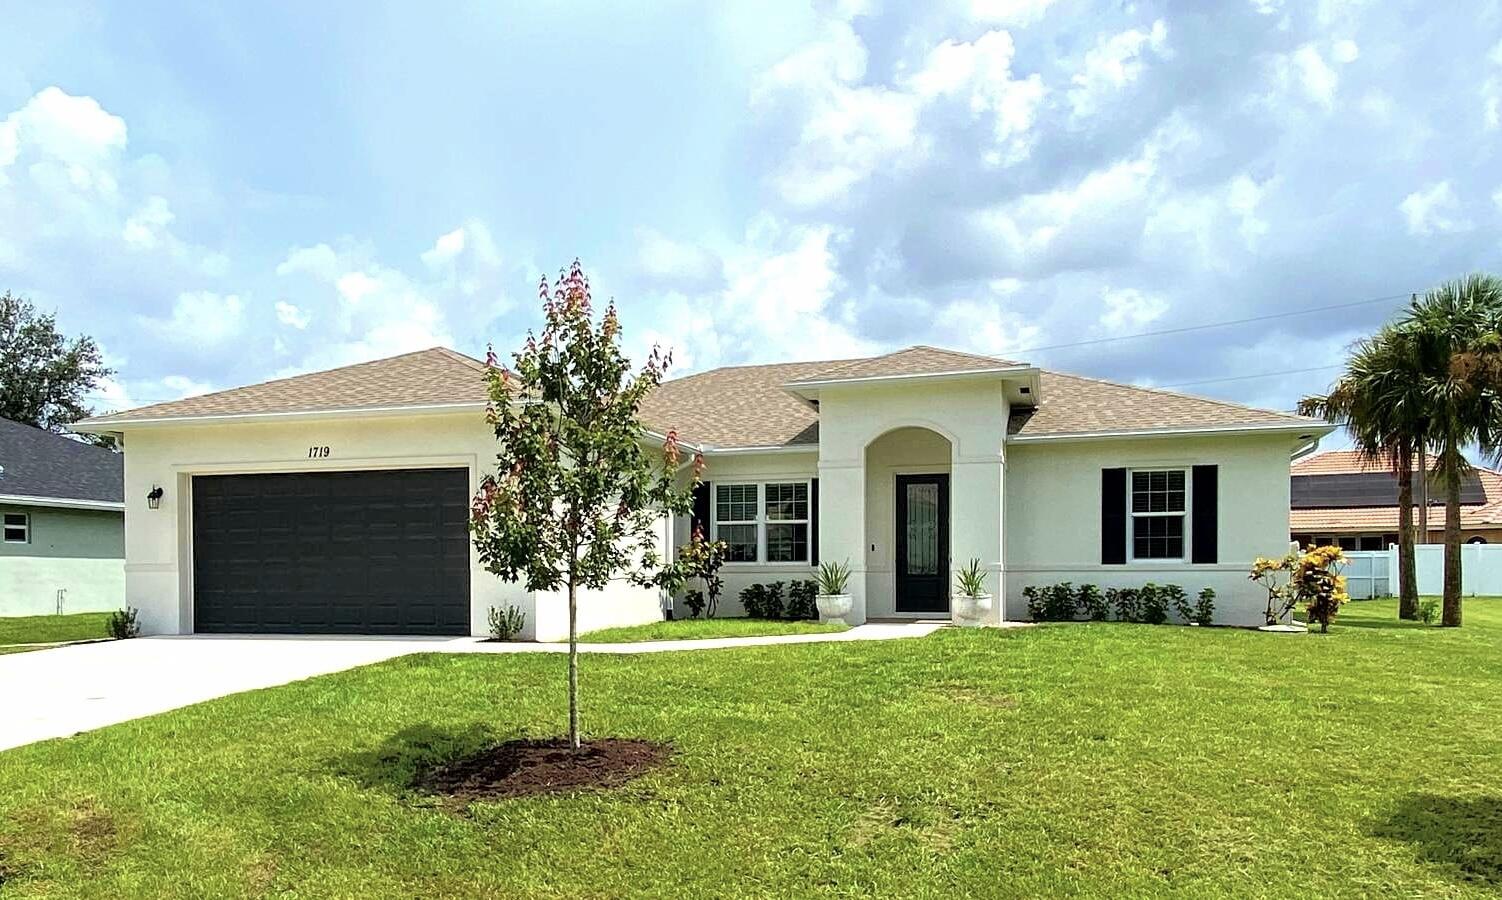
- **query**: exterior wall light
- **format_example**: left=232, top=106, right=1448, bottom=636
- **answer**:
left=147, top=485, right=164, bottom=509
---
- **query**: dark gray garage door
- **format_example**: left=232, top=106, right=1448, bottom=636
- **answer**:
left=192, top=468, right=471, bottom=635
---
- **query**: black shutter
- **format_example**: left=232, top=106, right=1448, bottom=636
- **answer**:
left=810, top=477, right=820, bottom=566
left=1192, top=465, right=1218, bottom=564
left=1102, top=468, right=1127, bottom=565
left=692, top=482, right=711, bottom=541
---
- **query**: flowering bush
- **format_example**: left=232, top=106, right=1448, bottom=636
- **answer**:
left=674, top=526, right=727, bottom=618
left=1250, top=550, right=1299, bottom=625
left=1291, top=544, right=1350, bottom=633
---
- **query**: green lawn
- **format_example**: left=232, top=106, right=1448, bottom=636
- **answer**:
left=0, top=612, right=112, bottom=648
left=3, top=601, right=1502, bottom=896
left=576, top=617, right=848, bottom=643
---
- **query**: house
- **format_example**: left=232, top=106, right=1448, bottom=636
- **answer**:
left=1290, top=449, right=1502, bottom=549
left=75, top=345, right=1330, bottom=638
left=0, top=418, right=125, bottom=616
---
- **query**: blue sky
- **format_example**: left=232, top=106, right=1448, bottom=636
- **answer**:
left=2, top=1, right=1500, bottom=426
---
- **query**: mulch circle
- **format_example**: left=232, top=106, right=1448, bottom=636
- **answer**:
left=414, top=737, right=671, bottom=805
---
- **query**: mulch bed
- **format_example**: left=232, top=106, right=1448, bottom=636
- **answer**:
left=414, top=737, right=671, bottom=805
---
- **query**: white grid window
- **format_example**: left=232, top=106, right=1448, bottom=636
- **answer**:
left=715, top=484, right=759, bottom=562
left=1130, top=469, right=1185, bottom=560
left=3, top=512, right=29, bottom=544
left=713, top=481, right=812, bottom=564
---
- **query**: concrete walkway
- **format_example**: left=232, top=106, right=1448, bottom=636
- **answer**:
left=0, top=621, right=945, bottom=752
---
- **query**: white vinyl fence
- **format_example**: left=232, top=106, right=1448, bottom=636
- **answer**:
left=1343, top=544, right=1502, bottom=599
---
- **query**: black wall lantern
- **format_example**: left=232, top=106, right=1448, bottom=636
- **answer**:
left=146, top=485, right=164, bottom=509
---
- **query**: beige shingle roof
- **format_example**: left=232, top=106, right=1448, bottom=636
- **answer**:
left=789, top=346, right=1025, bottom=383
left=80, top=347, right=489, bottom=425
left=638, top=359, right=833, bottom=449
left=1005, top=371, right=1314, bottom=438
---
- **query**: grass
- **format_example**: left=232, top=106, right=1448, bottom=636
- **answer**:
left=0, top=612, right=112, bottom=650
left=3, top=600, right=1502, bottom=895
left=576, top=617, right=848, bottom=643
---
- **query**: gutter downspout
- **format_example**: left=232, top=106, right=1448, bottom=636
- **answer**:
left=1290, top=436, right=1322, bottom=462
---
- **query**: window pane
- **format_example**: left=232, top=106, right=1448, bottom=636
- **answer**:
left=766, top=523, right=808, bottom=562
left=765, top=482, right=808, bottom=521
left=1131, top=469, right=1185, bottom=514
left=718, top=524, right=758, bottom=561
left=716, top=484, right=757, bottom=523
left=1132, top=516, right=1183, bottom=559
left=905, top=483, right=940, bottom=575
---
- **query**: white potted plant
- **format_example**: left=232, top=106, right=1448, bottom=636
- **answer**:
left=815, top=560, right=854, bottom=624
left=953, top=558, right=993, bottom=625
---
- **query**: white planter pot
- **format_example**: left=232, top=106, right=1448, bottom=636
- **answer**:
left=816, top=593, right=853, bottom=624
left=953, top=592, right=993, bottom=626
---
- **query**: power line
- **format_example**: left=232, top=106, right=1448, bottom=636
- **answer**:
left=1158, top=364, right=1345, bottom=389
left=1009, top=292, right=1412, bottom=356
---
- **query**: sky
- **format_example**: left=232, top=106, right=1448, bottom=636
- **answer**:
left=2, top=0, right=1501, bottom=434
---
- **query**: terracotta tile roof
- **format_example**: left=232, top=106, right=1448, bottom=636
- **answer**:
left=1291, top=449, right=1437, bottom=475
left=79, top=347, right=489, bottom=425
left=1006, top=371, right=1316, bottom=438
left=638, top=359, right=834, bottom=449
left=789, top=346, right=1025, bottom=383
left=1289, top=455, right=1502, bottom=533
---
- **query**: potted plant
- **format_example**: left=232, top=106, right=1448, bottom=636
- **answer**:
left=815, top=560, right=854, bottom=624
left=953, top=558, right=993, bottom=625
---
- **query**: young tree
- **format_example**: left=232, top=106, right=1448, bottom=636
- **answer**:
left=0, top=291, right=114, bottom=443
left=469, top=262, right=701, bottom=748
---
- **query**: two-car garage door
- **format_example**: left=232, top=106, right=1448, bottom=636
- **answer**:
left=192, top=468, right=471, bottom=635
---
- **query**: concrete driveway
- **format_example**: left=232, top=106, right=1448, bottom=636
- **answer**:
left=0, top=622, right=949, bottom=752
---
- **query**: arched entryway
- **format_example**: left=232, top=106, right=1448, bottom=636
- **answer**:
left=864, top=426, right=954, bottom=618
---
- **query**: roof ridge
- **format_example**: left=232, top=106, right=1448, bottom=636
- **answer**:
left=1039, top=369, right=1315, bottom=425
left=0, top=417, right=117, bottom=456
left=430, top=346, right=489, bottom=372
left=666, top=355, right=871, bottom=381
left=907, top=344, right=1024, bottom=366
left=90, top=347, right=473, bottom=419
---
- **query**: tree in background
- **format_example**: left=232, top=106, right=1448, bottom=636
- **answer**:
left=1299, top=325, right=1427, bottom=620
left=1403, top=274, right=1502, bottom=627
left=0, top=291, right=114, bottom=446
left=469, top=262, right=700, bottom=749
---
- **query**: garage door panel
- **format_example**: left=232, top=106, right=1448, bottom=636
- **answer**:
left=193, top=468, right=471, bottom=635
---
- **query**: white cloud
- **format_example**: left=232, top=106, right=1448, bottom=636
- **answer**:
left=0, top=86, right=126, bottom=169
left=121, top=195, right=174, bottom=249
left=421, top=227, right=466, bottom=268
left=967, top=0, right=1058, bottom=27
left=1068, top=20, right=1170, bottom=118
left=1331, top=39, right=1360, bottom=63
left=636, top=227, right=725, bottom=292
left=1291, top=44, right=1339, bottom=108
left=906, top=29, right=1046, bottom=165
left=147, top=291, right=245, bottom=345
left=1227, top=174, right=1271, bottom=245
left=1399, top=180, right=1472, bottom=235
left=1100, top=287, right=1168, bottom=331
left=275, top=243, right=340, bottom=279
left=275, top=300, right=310, bottom=329
left=933, top=296, right=1042, bottom=356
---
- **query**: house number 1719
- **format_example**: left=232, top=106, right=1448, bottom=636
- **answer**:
left=307, top=446, right=331, bottom=459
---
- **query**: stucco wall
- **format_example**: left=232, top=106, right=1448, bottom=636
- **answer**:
left=0, top=504, right=124, bottom=615
left=115, top=411, right=662, bottom=639
left=672, top=451, right=818, bottom=618
left=863, top=427, right=952, bottom=618
left=1005, top=432, right=1296, bottom=627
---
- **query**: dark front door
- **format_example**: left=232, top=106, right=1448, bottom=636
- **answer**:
left=192, top=468, right=471, bottom=635
left=895, top=473, right=949, bottom=614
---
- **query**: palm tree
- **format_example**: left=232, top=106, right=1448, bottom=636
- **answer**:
left=1300, top=326, right=1427, bottom=619
left=1401, top=274, right=1502, bottom=627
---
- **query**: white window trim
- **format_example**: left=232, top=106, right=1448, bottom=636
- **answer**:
left=1127, top=467, right=1189, bottom=563
left=712, top=479, right=813, bottom=566
left=3, top=512, right=29, bottom=545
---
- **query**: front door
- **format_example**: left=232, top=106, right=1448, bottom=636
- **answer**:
left=895, top=473, right=950, bottom=614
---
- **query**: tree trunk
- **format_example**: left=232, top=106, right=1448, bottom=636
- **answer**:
left=1417, top=443, right=1429, bottom=543
left=567, top=574, right=581, bottom=748
left=1397, top=445, right=1419, bottom=620
left=1442, top=450, right=1463, bottom=627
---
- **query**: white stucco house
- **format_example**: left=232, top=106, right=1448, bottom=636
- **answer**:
left=76, top=345, right=1331, bottom=639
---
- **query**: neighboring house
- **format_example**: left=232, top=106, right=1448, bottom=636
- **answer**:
left=1290, top=449, right=1502, bottom=549
left=76, top=345, right=1330, bottom=638
left=0, top=418, right=125, bottom=616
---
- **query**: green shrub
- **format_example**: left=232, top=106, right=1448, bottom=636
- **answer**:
left=1077, top=584, right=1109, bottom=621
left=1111, top=587, right=1140, bottom=623
left=1194, top=588, right=1215, bottom=626
left=683, top=590, right=706, bottom=619
left=1418, top=596, right=1440, bottom=625
left=487, top=604, right=526, bottom=641
left=1139, top=583, right=1169, bottom=625
left=107, top=607, right=140, bottom=640
left=740, top=582, right=787, bottom=619
left=1023, top=585, right=1045, bottom=621
left=786, top=580, right=818, bottom=620
left=1165, top=584, right=1192, bottom=624
left=1043, top=582, right=1077, bottom=621
left=815, top=560, right=852, bottom=596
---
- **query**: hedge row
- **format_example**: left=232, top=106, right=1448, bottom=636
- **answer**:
left=1023, top=582, right=1215, bottom=626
